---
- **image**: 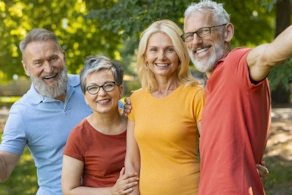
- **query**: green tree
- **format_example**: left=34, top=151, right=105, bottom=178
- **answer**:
left=0, top=0, right=122, bottom=82
left=87, top=0, right=292, bottom=104
left=268, top=0, right=292, bottom=104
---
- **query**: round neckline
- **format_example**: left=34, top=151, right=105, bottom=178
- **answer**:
left=148, top=85, right=183, bottom=100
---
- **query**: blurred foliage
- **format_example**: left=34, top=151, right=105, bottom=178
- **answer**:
left=263, top=155, right=292, bottom=195
left=0, top=0, right=291, bottom=92
left=0, top=0, right=123, bottom=83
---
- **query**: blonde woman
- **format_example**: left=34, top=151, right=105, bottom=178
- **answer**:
left=124, top=20, right=204, bottom=195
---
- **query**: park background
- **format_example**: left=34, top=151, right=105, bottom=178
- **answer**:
left=0, top=0, right=291, bottom=194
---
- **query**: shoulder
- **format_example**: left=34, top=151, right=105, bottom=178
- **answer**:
left=67, top=74, right=81, bottom=87
left=130, top=88, right=145, bottom=99
left=227, top=48, right=251, bottom=60
left=182, top=84, right=204, bottom=94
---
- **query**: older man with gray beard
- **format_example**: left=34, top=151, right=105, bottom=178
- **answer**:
left=182, top=0, right=292, bottom=194
left=0, top=28, right=123, bottom=195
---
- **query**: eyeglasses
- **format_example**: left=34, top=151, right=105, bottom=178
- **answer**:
left=181, top=23, right=227, bottom=42
left=86, top=81, right=118, bottom=95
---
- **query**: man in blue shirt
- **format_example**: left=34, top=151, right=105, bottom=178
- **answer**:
left=0, top=28, right=123, bottom=195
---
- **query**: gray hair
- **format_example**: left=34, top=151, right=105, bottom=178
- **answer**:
left=184, top=0, right=230, bottom=24
left=80, top=55, right=124, bottom=94
left=19, top=28, right=63, bottom=61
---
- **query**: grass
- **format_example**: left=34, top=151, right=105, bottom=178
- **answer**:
left=263, top=156, right=292, bottom=195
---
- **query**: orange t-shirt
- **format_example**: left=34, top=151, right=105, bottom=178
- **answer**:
left=128, top=85, right=205, bottom=195
left=63, top=119, right=126, bottom=187
left=199, top=48, right=271, bottom=195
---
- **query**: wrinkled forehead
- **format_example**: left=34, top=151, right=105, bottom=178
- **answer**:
left=24, top=40, right=63, bottom=61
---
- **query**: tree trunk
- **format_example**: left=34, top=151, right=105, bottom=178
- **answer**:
left=271, top=0, right=291, bottom=105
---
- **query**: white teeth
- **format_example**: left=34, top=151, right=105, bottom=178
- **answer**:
left=156, top=63, right=168, bottom=67
left=44, top=74, right=56, bottom=79
left=196, top=48, right=208, bottom=54
left=98, top=99, right=110, bottom=104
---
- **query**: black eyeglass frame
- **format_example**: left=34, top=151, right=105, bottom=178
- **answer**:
left=86, top=81, right=118, bottom=95
left=181, top=23, right=228, bottom=42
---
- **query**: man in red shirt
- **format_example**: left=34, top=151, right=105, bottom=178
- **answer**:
left=181, top=0, right=292, bottom=194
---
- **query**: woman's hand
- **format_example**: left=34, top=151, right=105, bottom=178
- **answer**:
left=111, top=167, right=139, bottom=195
left=123, top=98, right=132, bottom=117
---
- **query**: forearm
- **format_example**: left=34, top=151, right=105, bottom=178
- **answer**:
left=63, top=186, right=113, bottom=195
left=125, top=162, right=140, bottom=195
left=0, top=155, right=8, bottom=182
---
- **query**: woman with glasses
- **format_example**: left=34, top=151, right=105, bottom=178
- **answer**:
left=62, top=55, right=138, bottom=195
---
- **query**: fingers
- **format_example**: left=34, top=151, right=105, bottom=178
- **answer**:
left=124, top=97, right=131, bottom=104
left=256, top=164, right=269, bottom=184
left=121, top=178, right=138, bottom=194
left=119, top=167, right=125, bottom=177
left=256, top=164, right=269, bottom=174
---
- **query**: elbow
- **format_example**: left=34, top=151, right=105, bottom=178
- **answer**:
left=62, top=188, right=73, bottom=195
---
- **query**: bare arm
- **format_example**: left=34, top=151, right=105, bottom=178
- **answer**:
left=124, top=119, right=140, bottom=195
left=197, top=121, right=202, bottom=135
left=62, top=155, right=138, bottom=195
left=247, top=25, right=292, bottom=81
left=0, top=151, right=21, bottom=182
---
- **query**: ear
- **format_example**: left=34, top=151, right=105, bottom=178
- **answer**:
left=83, top=93, right=90, bottom=105
left=22, top=61, right=30, bottom=76
left=224, top=23, right=234, bottom=42
left=62, top=51, right=66, bottom=61
left=118, top=85, right=124, bottom=99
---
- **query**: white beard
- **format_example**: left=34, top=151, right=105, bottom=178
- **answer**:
left=189, top=40, right=226, bottom=73
left=29, top=66, right=68, bottom=99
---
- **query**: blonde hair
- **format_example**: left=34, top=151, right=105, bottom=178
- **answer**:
left=137, top=19, right=198, bottom=92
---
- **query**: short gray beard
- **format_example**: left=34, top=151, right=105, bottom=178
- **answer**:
left=189, top=40, right=226, bottom=73
left=29, top=66, right=68, bottom=99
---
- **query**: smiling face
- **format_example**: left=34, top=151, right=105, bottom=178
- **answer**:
left=184, top=11, right=227, bottom=73
left=22, top=40, right=67, bottom=99
left=145, top=32, right=180, bottom=79
left=84, top=69, right=123, bottom=114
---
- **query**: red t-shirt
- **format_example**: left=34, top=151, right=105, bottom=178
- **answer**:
left=199, top=48, right=271, bottom=195
left=63, top=119, right=126, bottom=187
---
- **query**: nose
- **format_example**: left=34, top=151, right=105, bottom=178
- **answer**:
left=43, top=61, right=53, bottom=73
left=158, top=50, right=166, bottom=60
left=97, top=87, right=107, bottom=96
left=191, top=33, right=203, bottom=45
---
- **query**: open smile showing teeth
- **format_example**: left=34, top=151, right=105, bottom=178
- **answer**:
left=44, top=74, right=57, bottom=79
left=97, top=99, right=111, bottom=104
left=156, top=63, right=168, bottom=67
left=196, top=47, right=209, bottom=54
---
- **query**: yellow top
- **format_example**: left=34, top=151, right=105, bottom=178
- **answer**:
left=128, top=84, right=205, bottom=195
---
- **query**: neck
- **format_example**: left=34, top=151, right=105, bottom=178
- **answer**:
left=152, top=78, right=179, bottom=98
left=88, top=109, right=126, bottom=135
left=55, top=93, right=66, bottom=102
